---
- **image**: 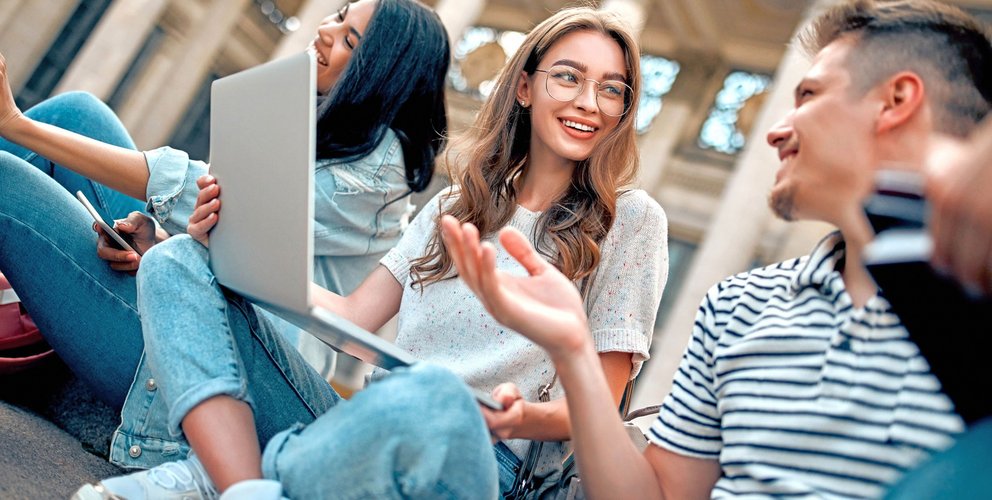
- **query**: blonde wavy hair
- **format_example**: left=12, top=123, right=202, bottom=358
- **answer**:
left=411, top=6, right=641, bottom=288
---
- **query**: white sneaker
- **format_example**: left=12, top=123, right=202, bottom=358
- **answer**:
left=72, top=455, right=218, bottom=500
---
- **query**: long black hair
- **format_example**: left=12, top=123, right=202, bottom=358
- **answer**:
left=314, top=0, right=450, bottom=193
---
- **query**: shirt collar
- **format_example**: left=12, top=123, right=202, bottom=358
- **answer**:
left=789, top=230, right=847, bottom=295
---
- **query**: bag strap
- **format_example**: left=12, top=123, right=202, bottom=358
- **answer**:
left=506, top=374, right=558, bottom=499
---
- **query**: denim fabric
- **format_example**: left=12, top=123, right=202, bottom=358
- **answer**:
left=263, top=364, right=499, bottom=499
left=111, top=234, right=339, bottom=468
left=886, top=416, right=992, bottom=499
left=141, top=129, right=413, bottom=377
left=123, top=237, right=500, bottom=497
left=0, top=91, right=147, bottom=407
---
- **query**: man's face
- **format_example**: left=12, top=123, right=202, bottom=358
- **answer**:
left=766, top=37, right=881, bottom=223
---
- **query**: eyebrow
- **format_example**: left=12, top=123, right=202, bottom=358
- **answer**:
left=340, top=3, right=362, bottom=40
left=550, top=59, right=627, bottom=82
left=793, top=78, right=816, bottom=101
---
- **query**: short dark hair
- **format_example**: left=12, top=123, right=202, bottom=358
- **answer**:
left=314, top=0, right=450, bottom=192
left=801, top=0, right=992, bottom=137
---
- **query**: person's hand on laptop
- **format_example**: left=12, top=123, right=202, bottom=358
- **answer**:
left=188, top=174, right=221, bottom=248
left=95, top=212, right=160, bottom=274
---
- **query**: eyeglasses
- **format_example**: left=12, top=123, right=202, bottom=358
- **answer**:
left=534, top=65, right=632, bottom=117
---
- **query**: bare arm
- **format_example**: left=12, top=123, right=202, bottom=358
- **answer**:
left=311, top=264, right=403, bottom=334
left=440, top=215, right=721, bottom=498
left=0, top=53, right=149, bottom=199
left=483, top=351, right=632, bottom=442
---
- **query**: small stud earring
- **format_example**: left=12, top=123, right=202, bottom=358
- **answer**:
left=519, top=100, right=526, bottom=107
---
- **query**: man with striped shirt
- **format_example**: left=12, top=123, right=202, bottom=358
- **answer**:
left=442, top=0, right=992, bottom=497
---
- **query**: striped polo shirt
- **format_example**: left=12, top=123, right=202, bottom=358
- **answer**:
left=650, top=232, right=963, bottom=499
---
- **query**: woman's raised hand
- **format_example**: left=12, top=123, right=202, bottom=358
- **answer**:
left=188, top=174, right=221, bottom=247
left=439, top=215, right=590, bottom=362
left=0, top=52, right=24, bottom=135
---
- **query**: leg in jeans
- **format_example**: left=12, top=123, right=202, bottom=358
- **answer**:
left=0, top=91, right=145, bottom=221
left=0, top=154, right=142, bottom=407
left=263, top=363, right=499, bottom=500
left=136, top=235, right=339, bottom=487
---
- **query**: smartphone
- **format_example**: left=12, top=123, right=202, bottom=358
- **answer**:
left=863, top=170, right=992, bottom=424
left=75, top=191, right=140, bottom=255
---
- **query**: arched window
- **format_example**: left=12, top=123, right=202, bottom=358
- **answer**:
left=698, top=70, right=770, bottom=155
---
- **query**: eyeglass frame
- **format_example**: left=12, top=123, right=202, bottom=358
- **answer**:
left=532, top=66, right=633, bottom=117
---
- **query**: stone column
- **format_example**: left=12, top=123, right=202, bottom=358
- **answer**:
left=631, top=0, right=840, bottom=413
left=127, top=0, right=250, bottom=148
left=270, top=0, right=347, bottom=61
left=0, top=0, right=79, bottom=93
left=54, top=0, right=169, bottom=100
left=635, top=101, right=691, bottom=192
left=434, top=0, right=486, bottom=51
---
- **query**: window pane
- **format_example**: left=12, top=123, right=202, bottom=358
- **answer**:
left=698, top=71, right=771, bottom=155
left=635, top=55, right=680, bottom=134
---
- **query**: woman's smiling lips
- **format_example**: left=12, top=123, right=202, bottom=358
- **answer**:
left=558, top=117, right=598, bottom=139
left=310, top=41, right=330, bottom=66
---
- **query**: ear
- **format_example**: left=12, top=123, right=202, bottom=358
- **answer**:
left=875, top=71, right=926, bottom=134
left=515, top=70, right=532, bottom=107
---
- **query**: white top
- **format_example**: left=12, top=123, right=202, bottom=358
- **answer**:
left=650, top=232, right=963, bottom=499
left=380, top=187, right=669, bottom=459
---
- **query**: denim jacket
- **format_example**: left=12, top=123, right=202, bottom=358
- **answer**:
left=110, top=129, right=412, bottom=469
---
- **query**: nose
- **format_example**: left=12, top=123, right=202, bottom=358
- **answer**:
left=316, top=21, right=338, bottom=48
left=572, top=80, right=599, bottom=113
left=766, top=113, right=793, bottom=149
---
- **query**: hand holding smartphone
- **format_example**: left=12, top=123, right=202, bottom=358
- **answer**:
left=75, top=191, right=140, bottom=255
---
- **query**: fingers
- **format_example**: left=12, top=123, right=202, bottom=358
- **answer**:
left=499, top=226, right=549, bottom=277
left=196, top=174, right=216, bottom=190
left=189, top=177, right=221, bottom=245
left=491, top=382, right=523, bottom=403
left=440, top=215, right=482, bottom=288
left=481, top=384, right=524, bottom=442
left=94, top=223, right=140, bottom=272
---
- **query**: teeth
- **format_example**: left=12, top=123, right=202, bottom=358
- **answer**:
left=562, top=120, right=595, bottom=132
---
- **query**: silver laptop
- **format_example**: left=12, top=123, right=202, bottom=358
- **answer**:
left=207, top=52, right=500, bottom=408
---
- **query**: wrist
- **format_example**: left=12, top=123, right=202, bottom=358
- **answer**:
left=550, top=338, right=599, bottom=381
left=0, top=110, right=25, bottom=137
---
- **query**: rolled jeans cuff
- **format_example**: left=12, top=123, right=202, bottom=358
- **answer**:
left=167, top=376, right=255, bottom=438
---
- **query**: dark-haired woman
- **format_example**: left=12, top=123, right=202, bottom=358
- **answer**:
left=77, top=5, right=669, bottom=499
left=0, top=0, right=446, bottom=408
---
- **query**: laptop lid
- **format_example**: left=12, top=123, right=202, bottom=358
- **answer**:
left=208, top=51, right=316, bottom=315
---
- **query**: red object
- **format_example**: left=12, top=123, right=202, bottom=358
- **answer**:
left=0, top=273, right=54, bottom=374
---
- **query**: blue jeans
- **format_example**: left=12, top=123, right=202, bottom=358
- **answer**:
left=0, top=92, right=147, bottom=407
left=129, top=235, right=499, bottom=497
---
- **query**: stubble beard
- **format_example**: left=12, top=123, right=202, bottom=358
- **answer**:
left=769, top=185, right=796, bottom=222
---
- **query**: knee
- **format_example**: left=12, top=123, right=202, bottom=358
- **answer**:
left=390, top=364, right=486, bottom=436
left=44, top=91, right=107, bottom=116
left=137, top=235, right=209, bottom=290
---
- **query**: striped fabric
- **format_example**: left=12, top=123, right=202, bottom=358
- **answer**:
left=649, top=232, right=963, bottom=499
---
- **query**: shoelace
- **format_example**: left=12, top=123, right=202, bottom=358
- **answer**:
left=147, top=460, right=218, bottom=499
